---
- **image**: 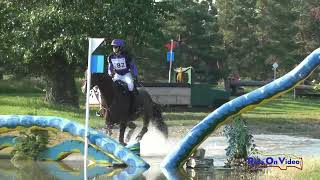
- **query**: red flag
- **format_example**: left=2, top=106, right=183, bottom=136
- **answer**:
left=164, top=41, right=177, bottom=50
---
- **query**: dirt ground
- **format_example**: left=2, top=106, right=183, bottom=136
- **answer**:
left=247, top=120, right=320, bottom=139
left=165, top=119, right=320, bottom=139
left=103, top=118, right=320, bottom=142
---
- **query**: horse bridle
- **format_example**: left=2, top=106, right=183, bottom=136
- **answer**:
left=92, top=87, right=110, bottom=115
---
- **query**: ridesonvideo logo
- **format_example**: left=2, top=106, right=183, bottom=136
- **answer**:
left=247, top=151, right=303, bottom=170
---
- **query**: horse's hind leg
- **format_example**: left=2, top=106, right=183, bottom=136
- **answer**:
left=125, top=121, right=137, bottom=142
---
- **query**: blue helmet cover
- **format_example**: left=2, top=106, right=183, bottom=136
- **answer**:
left=111, top=39, right=125, bottom=47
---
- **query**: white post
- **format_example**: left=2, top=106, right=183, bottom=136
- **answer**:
left=84, top=38, right=92, bottom=180
left=272, top=62, right=278, bottom=81
left=168, top=39, right=173, bottom=83
left=83, top=37, right=104, bottom=180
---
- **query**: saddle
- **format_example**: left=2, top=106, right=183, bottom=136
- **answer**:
left=115, top=80, right=130, bottom=95
left=114, top=80, right=139, bottom=95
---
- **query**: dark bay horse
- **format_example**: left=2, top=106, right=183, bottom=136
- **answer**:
left=83, top=72, right=168, bottom=145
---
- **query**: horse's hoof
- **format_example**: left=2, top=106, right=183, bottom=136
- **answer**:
left=125, top=137, right=131, bottom=143
left=120, top=142, right=127, bottom=146
left=135, top=136, right=142, bottom=142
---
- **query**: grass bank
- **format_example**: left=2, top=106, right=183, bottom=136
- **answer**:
left=261, top=157, right=320, bottom=180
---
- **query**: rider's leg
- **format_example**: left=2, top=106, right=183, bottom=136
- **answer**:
left=112, top=73, right=121, bottom=82
left=123, top=73, right=135, bottom=113
left=123, top=73, right=134, bottom=91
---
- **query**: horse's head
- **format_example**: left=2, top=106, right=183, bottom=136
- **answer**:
left=90, top=73, right=105, bottom=87
left=81, top=70, right=112, bottom=94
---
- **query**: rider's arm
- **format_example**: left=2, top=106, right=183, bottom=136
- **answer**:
left=107, top=56, right=114, bottom=76
left=108, top=63, right=113, bottom=76
left=130, top=61, right=138, bottom=77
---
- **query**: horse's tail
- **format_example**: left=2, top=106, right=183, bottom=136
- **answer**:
left=151, top=102, right=168, bottom=138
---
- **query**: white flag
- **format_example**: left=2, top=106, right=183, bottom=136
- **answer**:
left=89, top=38, right=105, bottom=54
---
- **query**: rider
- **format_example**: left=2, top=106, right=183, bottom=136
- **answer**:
left=107, top=39, right=139, bottom=113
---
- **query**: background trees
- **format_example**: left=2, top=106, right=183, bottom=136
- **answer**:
left=163, top=0, right=225, bottom=83
left=0, top=0, right=165, bottom=107
left=216, top=0, right=259, bottom=78
left=217, top=0, right=319, bottom=80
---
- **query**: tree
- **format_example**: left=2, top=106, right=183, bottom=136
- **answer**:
left=216, top=0, right=260, bottom=78
left=0, top=1, right=165, bottom=106
left=295, top=0, right=320, bottom=55
left=163, top=0, right=226, bottom=83
left=292, top=0, right=320, bottom=81
left=256, top=0, right=301, bottom=77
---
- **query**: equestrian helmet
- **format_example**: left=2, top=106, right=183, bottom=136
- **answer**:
left=111, top=39, right=125, bottom=47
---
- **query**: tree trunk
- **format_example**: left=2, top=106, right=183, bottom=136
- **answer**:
left=0, top=67, right=3, bottom=80
left=45, top=56, right=79, bottom=108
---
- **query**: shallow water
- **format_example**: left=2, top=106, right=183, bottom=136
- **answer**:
left=202, top=134, right=320, bottom=166
left=0, top=134, right=319, bottom=179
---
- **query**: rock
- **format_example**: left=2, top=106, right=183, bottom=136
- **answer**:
left=190, top=148, right=205, bottom=159
left=186, top=158, right=214, bottom=169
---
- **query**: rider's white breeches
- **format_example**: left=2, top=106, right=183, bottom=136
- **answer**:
left=113, top=72, right=134, bottom=91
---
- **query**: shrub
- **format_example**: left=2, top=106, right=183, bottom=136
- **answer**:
left=224, top=115, right=256, bottom=170
left=11, top=129, right=49, bottom=162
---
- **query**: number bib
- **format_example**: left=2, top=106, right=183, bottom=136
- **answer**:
left=111, top=58, right=127, bottom=70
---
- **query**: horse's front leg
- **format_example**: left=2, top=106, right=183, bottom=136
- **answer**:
left=136, top=127, right=148, bottom=142
left=125, top=121, right=137, bottom=142
left=105, top=123, right=113, bottom=136
left=119, top=122, right=127, bottom=146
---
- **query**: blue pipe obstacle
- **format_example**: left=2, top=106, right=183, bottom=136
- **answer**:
left=0, top=136, right=119, bottom=165
left=0, top=115, right=149, bottom=168
left=161, top=48, right=320, bottom=169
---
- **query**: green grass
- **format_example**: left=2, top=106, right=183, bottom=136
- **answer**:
left=0, top=79, right=44, bottom=94
left=0, top=78, right=105, bottom=128
left=244, top=95, right=320, bottom=122
left=0, top=92, right=105, bottom=128
left=262, top=157, right=320, bottom=179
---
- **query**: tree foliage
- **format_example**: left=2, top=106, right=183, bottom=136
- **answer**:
left=256, top=0, right=301, bottom=76
left=0, top=0, right=166, bottom=106
left=217, top=0, right=319, bottom=80
left=164, top=0, right=226, bottom=83
left=217, top=0, right=261, bottom=78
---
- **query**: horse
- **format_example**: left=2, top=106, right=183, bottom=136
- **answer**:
left=82, top=72, right=168, bottom=145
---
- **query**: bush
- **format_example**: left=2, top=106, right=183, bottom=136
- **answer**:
left=11, top=129, right=49, bottom=162
left=224, top=115, right=256, bottom=170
